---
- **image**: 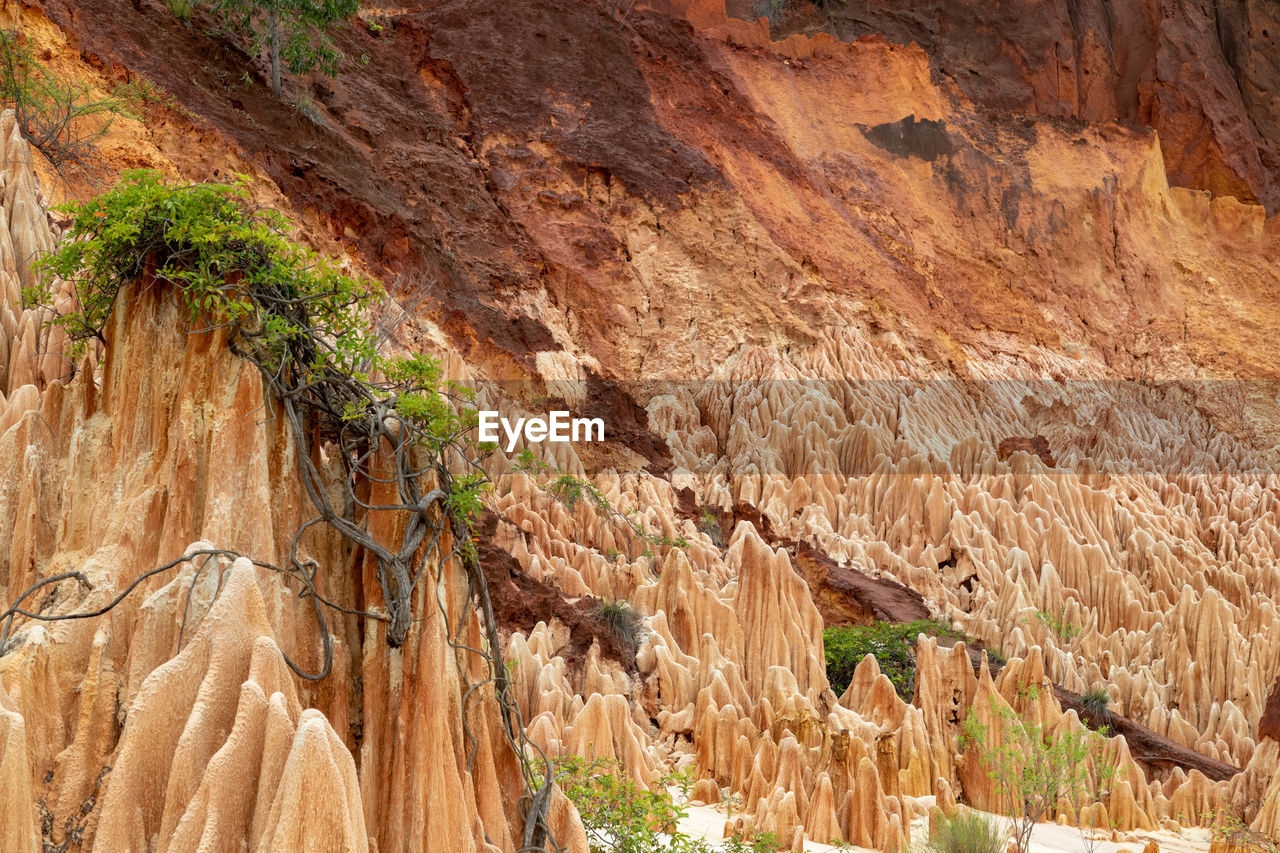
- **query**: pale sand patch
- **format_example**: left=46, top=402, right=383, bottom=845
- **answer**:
left=674, top=794, right=1213, bottom=853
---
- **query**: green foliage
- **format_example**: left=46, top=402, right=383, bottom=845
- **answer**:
left=918, top=810, right=1009, bottom=853
left=550, top=472, right=608, bottom=512
left=28, top=171, right=491, bottom=651
left=1206, top=807, right=1280, bottom=853
left=33, top=170, right=374, bottom=376
left=720, top=831, right=782, bottom=852
left=960, top=692, right=1100, bottom=853
left=1078, top=728, right=1118, bottom=853
left=549, top=756, right=711, bottom=853
left=593, top=599, right=643, bottom=651
left=1035, top=607, right=1082, bottom=642
left=165, top=0, right=197, bottom=21
left=0, top=31, right=136, bottom=181
left=823, top=619, right=964, bottom=698
left=205, top=0, right=361, bottom=97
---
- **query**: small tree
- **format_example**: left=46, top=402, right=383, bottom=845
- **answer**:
left=961, top=689, right=1094, bottom=853
left=1208, top=807, right=1280, bottom=853
left=209, top=0, right=359, bottom=98
left=1077, top=727, right=1118, bottom=853
left=0, top=31, right=133, bottom=182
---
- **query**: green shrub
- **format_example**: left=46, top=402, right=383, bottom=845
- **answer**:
left=721, top=831, right=783, bottom=852
left=823, top=619, right=964, bottom=698
left=919, top=810, right=1009, bottom=853
left=1035, top=607, right=1082, bottom=642
left=207, top=0, right=361, bottom=97
left=30, top=170, right=374, bottom=373
left=550, top=756, right=711, bottom=853
left=0, top=31, right=134, bottom=181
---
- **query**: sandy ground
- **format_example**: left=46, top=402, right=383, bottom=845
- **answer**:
left=674, top=793, right=1214, bottom=853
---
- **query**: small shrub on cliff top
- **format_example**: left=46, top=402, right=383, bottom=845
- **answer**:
left=31, top=170, right=374, bottom=370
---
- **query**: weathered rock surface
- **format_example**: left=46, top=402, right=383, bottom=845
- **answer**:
left=2, top=0, right=1280, bottom=847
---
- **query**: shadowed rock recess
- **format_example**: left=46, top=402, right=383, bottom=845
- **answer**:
left=2, top=0, right=1280, bottom=850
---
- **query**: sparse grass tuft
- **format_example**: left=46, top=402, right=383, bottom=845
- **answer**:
left=919, top=810, right=1009, bottom=853
left=593, top=598, right=643, bottom=651
left=1080, top=685, right=1111, bottom=719
left=288, top=91, right=328, bottom=128
left=164, top=0, right=196, bottom=21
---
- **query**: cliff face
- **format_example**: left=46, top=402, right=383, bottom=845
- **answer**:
left=0, top=118, right=561, bottom=851
left=2, top=0, right=1280, bottom=850
left=751, top=0, right=1280, bottom=215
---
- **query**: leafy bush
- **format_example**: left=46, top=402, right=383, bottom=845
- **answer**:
left=919, top=810, right=1009, bottom=853
left=550, top=756, right=786, bottom=852
left=0, top=31, right=134, bottom=181
left=823, top=619, right=964, bottom=698
left=551, top=756, right=708, bottom=853
left=30, top=170, right=373, bottom=374
left=208, top=0, right=360, bottom=97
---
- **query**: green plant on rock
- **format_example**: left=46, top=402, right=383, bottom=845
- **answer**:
left=1035, top=606, right=1082, bottom=642
left=548, top=755, right=713, bottom=853
left=696, top=506, right=725, bottom=548
left=721, top=831, right=782, bottom=852
left=512, top=449, right=689, bottom=563
left=823, top=619, right=965, bottom=698
left=1078, top=686, right=1111, bottom=721
left=0, top=30, right=136, bottom=183
left=1077, top=728, right=1118, bottom=853
left=1206, top=806, right=1280, bottom=853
